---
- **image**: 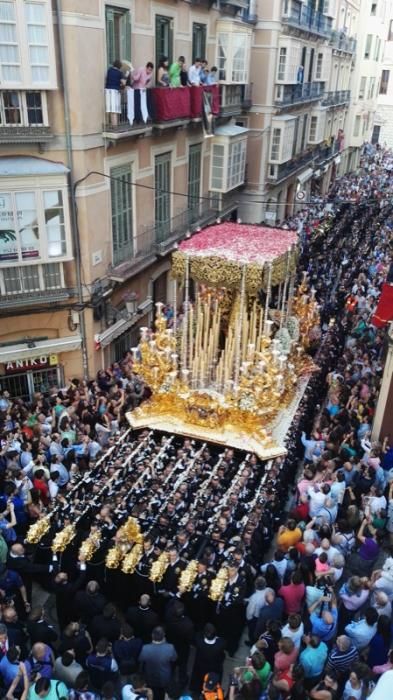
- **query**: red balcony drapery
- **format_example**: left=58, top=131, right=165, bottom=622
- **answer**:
left=151, top=85, right=220, bottom=122
left=151, top=87, right=191, bottom=121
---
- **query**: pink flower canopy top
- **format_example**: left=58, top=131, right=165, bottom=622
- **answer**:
left=179, top=223, right=298, bottom=265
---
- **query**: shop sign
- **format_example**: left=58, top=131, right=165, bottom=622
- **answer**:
left=4, top=353, right=58, bottom=374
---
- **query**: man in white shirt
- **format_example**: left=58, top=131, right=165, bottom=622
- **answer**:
left=246, top=576, right=273, bottom=641
left=308, top=483, right=331, bottom=517
left=188, top=59, right=202, bottom=85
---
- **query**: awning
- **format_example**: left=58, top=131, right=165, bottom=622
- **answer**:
left=96, top=300, right=154, bottom=349
left=0, top=335, right=82, bottom=363
left=96, top=316, right=138, bottom=349
left=297, top=167, right=313, bottom=184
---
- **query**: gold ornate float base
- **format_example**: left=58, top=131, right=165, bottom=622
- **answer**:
left=126, top=394, right=287, bottom=460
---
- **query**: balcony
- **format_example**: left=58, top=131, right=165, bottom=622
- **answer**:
left=330, top=30, right=357, bottom=54
left=220, top=83, right=253, bottom=116
left=103, top=86, right=220, bottom=140
left=0, top=90, right=52, bottom=145
left=321, top=90, right=351, bottom=107
left=0, top=263, right=72, bottom=310
left=267, top=144, right=323, bottom=184
left=314, top=141, right=340, bottom=163
left=275, top=82, right=323, bottom=107
left=282, top=5, right=332, bottom=39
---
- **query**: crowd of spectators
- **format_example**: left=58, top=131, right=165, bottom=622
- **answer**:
left=0, top=147, right=393, bottom=699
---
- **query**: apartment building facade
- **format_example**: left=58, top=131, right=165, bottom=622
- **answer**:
left=346, top=0, right=391, bottom=161
left=0, top=0, right=254, bottom=398
left=374, top=14, right=393, bottom=147
left=239, top=0, right=391, bottom=225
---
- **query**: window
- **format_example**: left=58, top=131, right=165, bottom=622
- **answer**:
left=374, top=37, right=381, bottom=61
left=155, top=152, right=171, bottom=243
left=300, top=113, right=308, bottom=152
left=270, top=128, right=281, bottom=161
left=216, top=29, right=251, bottom=83
left=211, top=144, right=225, bottom=189
left=188, top=144, right=202, bottom=223
left=389, top=19, right=393, bottom=41
left=155, top=15, right=173, bottom=68
left=371, top=124, right=381, bottom=143
left=192, top=23, right=206, bottom=62
left=110, top=164, right=133, bottom=266
left=380, top=69, right=390, bottom=94
left=210, top=135, right=247, bottom=192
left=277, top=48, right=287, bottom=81
left=227, top=140, right=246, bottom=190
left=0, top=0, right=20, bottom=82
left=24, top=2, right=49, bottom=82
left=0, top=89, right=45, bottom=125
left=105, top=5, right=131, bottom=67
left=354, top=115, right=361, bottom=137
left=368, top=77, right=376, bottom=99
left=0, top=188, right=69, bottom=263
left=371, top=2, right=377, bottom=14
left=0, top=262, right=62, bottom=294
left=359, top=76, right=367, bottom=99
left=232, top=33, right=248, bottom=82
left=309, top=115, right=318, bottom=142
left=315, top=52, right=323, bottom=80
left=0, top=0, right=55, bottom=87
left=364, top=34, right=372, bottom=59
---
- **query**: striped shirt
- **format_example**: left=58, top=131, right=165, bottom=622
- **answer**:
left=326, top=644, right=359, bottom=674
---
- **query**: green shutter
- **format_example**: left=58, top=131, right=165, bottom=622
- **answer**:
left=110, top=164, right=133, bottom=266
left=155, top=153, right=171, bottom=243
left=120, top=10, right=132, bottom=62
left=188, top=144, right=202, bottom=224
left=105, top=7, right=115, bottom=66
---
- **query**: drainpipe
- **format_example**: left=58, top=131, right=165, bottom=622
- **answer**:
left=54, top=0, right=89, bottom=380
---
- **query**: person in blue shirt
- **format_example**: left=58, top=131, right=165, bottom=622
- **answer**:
left=299, top=635, right=328, bottom=684
left=345, top=607, right=378, bottom=650
left=0, top=646, right=23, bottom=688
left=309, top=594, right=338, bottom=643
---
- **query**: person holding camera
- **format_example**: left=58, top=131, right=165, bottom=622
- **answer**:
left=309, top=589, right=338, bottom=644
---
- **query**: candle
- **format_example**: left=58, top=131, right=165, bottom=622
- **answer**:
left=264, top=319, right=273, bottom=337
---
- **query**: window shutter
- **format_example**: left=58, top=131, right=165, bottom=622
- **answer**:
left=287, top=43, right=301, bottom=83
left=105, top=8, right=115, bottom=66
left=120, top=10, right=131, bottom=63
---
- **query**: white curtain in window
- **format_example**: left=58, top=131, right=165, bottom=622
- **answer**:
left=31, top=65, right=49, bottom=81
left=0, top=1, right=15, bottom=21
left=232, top=34, right=246, bottom=82
left=218, top=34, right=229, bottom=81
left=24, top=2, right=45, bottom=23
left=27, top=24, right=47, bottom=43
left=0, top=22, right=16, bottom=42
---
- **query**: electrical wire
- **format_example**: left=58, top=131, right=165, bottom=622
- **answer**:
left=74, top=169, right=390, bottom=209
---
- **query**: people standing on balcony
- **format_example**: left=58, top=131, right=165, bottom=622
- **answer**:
left=199, top=60, right=209, bottom=85
left=126, top=63, right=154, bottom=126
left=206, top=67, right=218, bottom=85
left=169, top=56, right=185, bottom=87
left=157, top=57, right=170, bottom=87
left=188, top=59, right=202, bottom=86
left=105, top=59, right=125, bottom=127
left=131, top=62, right=154, bottom=89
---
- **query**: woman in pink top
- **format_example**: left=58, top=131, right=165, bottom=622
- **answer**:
left=278, top=571, right=305, bottom=615
left=274, top=637, right=299, bottom=672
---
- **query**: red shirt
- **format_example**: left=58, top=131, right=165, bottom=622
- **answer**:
left=33, top=478, right=49, bottom=505
left=278, top=582, right=305, bottom=614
